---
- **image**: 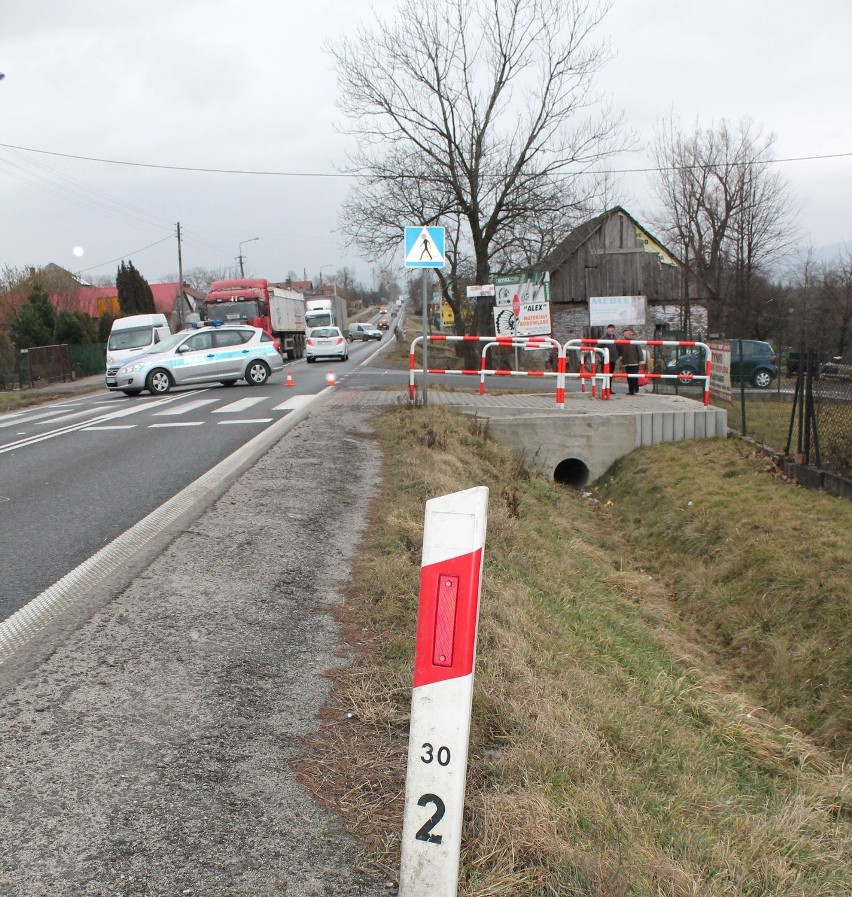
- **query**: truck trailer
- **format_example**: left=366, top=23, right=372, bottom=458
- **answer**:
left=204, top=278, right=306, bottom=359
left=305, top=295, right=348, bottom=332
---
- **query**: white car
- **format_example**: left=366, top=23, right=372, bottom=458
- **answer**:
left=105, top=324, right=284, bottom=396
left=306, top=326, right=349, bottom=363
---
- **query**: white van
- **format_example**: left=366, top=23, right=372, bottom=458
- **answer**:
left=106, top=314, right=171, bottom=368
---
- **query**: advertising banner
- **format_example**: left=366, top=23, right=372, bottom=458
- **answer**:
left=492, top=273, right=551, bottom=336
left=588, top=295, right=646, bottom=327
left=709, top=339, right=732, bottom=402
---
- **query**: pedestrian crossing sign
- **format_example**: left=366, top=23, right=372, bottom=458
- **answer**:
left=404, top=226, right=445, bottom=268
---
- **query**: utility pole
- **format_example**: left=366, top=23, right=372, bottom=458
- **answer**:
left=176, top=222, right=185, bottom=329
left=237, top=237, right=259, bottom=278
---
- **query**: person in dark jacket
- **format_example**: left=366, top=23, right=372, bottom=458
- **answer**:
left=620, top=326, right=642, bottom=395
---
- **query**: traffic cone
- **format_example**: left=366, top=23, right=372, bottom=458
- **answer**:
left=326, top=369, right=336, bottom=387
left=285, top=370, right=294, bottom=387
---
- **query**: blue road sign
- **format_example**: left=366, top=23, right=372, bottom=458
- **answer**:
left=405, top=226, right=446, bottom=268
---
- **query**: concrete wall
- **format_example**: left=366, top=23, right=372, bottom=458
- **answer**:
left=455, top=404, right=728, bottom=484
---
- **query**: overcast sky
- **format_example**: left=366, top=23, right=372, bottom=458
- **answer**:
left=2, top=0, right=850, bottom=289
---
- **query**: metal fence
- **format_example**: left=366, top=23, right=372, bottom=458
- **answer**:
left=790, top=366, right=852, bottom=479
left=649, top=345, right=851, bottom=483
left=0, top=343, right=106, bottom=390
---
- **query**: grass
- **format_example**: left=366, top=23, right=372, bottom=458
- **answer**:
left=716, top=393, right=795, bottom=450
left=297, top=406, right=851, bottom=896
left=0, top=383, right=103, bottom=413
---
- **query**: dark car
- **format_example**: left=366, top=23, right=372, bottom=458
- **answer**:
left=664, top=340, right=778, bottom=389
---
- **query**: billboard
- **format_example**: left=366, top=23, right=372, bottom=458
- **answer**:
left=588, top=295, right=646, bottom=327
left=492, top=273, right=551, bottom=337
left=708, top=339, right=732, bottom=402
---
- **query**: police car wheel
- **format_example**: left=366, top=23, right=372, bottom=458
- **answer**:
left=245, top=360, right=270, bottom=385
left=146, top=369, right=172, bottom=395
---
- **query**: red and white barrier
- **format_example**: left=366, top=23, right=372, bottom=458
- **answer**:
left=480, top=337, right=565, bottom=407
left=568, top=338, right=713, bottom=405
left=407, top=334, right=712, bottom=406
left=410, top=334, right=567, bottom=406
left=399, top=486, right=489, bottom=897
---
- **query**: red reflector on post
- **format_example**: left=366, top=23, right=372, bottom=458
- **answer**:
left=432, top=575, right=459, bottom=666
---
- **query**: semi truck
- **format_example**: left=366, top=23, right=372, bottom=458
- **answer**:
left=204, top=278, right=306, bottom=359
left=305, top=295, right=348, bottom=332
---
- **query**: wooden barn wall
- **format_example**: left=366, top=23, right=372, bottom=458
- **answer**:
left=547, top=215, right=706, bottom=342
left=550, top=215, right=683, bottom=304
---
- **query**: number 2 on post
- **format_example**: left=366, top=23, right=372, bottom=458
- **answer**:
left=415, top=793, right=445, bottom=844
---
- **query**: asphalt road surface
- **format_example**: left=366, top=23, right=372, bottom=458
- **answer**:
left=0, top=387, right=396, bottom=896
left=0, top=339, right=385, bottom=620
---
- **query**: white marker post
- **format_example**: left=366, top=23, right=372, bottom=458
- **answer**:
left=398, top=486, right=489, bottom=897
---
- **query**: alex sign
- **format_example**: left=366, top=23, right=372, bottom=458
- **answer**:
left=492, top=273, right=551, bottom=337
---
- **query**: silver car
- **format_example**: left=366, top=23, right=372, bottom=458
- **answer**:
left=105, top=324, right=284, bottom=396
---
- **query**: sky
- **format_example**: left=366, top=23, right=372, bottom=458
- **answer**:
left=1, top=0, right=851, bottom=290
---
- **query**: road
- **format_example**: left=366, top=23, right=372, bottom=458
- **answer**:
left=0, top=385, right=396, bottom=896
left=0, top=339, right=396, bottom=621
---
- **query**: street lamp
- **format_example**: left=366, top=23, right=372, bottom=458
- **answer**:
left=237, top=237, right=259, bottom=277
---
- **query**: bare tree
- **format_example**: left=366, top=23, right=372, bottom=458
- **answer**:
left=651, top=116, right=798, bottom=335
left=328, top=0, right=626, bottom=334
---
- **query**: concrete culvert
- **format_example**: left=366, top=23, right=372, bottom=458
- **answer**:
left=554, top=458, right=591, bottom=488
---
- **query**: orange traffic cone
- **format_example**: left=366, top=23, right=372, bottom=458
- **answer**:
left=326, top=369, right=336, bottom=387
left=285, top=370, right=294, bottom=387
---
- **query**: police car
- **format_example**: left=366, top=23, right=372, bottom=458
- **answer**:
left=105, top=323, right=284, bottom=396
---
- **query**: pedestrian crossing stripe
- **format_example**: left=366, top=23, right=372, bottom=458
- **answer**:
left=404, top=226, right=446, bottom=268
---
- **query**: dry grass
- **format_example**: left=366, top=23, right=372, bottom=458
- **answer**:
left=298, top=406, right=851, bottom=896
left=0, top=384, right=102, bottom=413
left=716, top=393, right=796, bottom=451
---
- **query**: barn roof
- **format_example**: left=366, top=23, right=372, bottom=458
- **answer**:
left=539, top=206, right=681, bottom=272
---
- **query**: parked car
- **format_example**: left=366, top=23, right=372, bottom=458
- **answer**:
left=348, top=322, right=383, bottom=342
left=306, top=326, right=349, bottom=362
left=105, top=323, right=283, bottom=396
left=786, top=350, right=822, bottom=379
left=664, top=340, right=778, bottom=388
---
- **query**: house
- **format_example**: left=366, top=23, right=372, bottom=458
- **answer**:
left=537, top=207, right=707, bottom=342
left=66, top=281, right=205, bottom=331
left=148, top=283, right=206, bottom=329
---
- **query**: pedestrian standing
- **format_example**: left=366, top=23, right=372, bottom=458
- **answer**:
left=620, top=326, right=642, bottom=395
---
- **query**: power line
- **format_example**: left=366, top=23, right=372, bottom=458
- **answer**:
left=0, top=141, right=349, bottom=178
left=77, top=234, right=176, bottom=274
left=0, top=140, right=850, bottom=178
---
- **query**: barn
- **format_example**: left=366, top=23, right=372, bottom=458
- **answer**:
left=538, top=206, right=707, bottom=342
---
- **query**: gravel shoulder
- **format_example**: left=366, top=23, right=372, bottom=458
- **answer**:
left=0, top=390, right=394, bottom=897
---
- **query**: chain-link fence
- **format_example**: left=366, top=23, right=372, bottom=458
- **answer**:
left=70, top=343, right=107, bottom=377
left=649, top=342, right=851, bottom=486
left=793, top=367, right=852, bottom=478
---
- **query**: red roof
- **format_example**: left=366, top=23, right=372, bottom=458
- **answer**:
left=49, top=282, right=201, bottom=317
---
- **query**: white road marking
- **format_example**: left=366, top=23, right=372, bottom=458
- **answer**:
left=271, top=395, right=314, bottom=410
left=153, top=399, right=219, bottom=416
left=149, top=422, right=205, bottom=428
left=82, top=425, right=138, bottom=431
left=216, top=419, right=273, bottom=424
left=214, top=397, right=267, bottom=413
